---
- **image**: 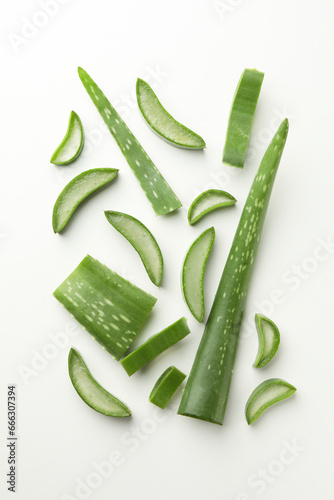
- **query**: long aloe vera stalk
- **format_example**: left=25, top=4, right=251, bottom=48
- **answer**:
left=78, top=68, right=181, bottom=216
left=178, top=119, right=289, bottom=425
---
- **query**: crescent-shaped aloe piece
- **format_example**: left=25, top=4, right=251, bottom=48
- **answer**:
left=188, top=189, right=237, bottom=225
left=223, top=69, right=264, bottom=168
left=245, top=378, right=296, bottom=425
left=253, top=314, right=280, bottom=368
left=54, top=255, right=157, bottom=360
left=182, top=227, right=215, bottom=322
left=68, top=348, right=131, bottom=417
left=136, top=78, right=206, bottom=149
left=52, top=168, right=118, bottom=233
left=50, top=111, right=84, bottom=165
left=78, top=68, right=181, bottom=215
left=105, top=211, right=163, bottom=286
left=149, top=366, right=186, bottom=409
left=121, top=317, right=190, bottom=376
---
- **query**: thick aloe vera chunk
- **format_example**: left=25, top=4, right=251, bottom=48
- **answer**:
left=149, top=366, right=186, bottom=409
left=54, top=255, right=157, bottom=360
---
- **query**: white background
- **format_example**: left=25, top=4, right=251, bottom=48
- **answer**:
left=1, top=0, right=334, bottom=498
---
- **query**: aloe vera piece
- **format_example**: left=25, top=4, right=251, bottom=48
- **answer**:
left=136, top=78, right=206, bottom=149
left=51, top=111, right=84, bottom=165
left=149, top=366, right=186, bottom=409
left=78, top=68, right=181, bottom=215
left=188, top=189, right=237, bottom=225
left=121, top=317, right=190, bottom=376
left=52, top=168, right=118, bottom=233
left=223, top=69, right=264, bottom=168
left=254, top=314, right=280, bottom=368
left=182, top=227, right=215, bottom=322
left=178, top=120, right=289, bottom=425
left=245, top=378, right=296, bottom=424
left=105, top=211, right=163, bottom=286
left=54, top=255, right=157, bottom=360
left=69, top=348, right=131, bottom=417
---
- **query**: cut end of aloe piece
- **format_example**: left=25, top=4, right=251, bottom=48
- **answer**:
left=253, top=314, right=280, bottom=368
left=69, top=348, right=131, bottom=417
left=188, top=189, right=237, bottom=225
left=54, top=255, right=157, bottom=360
left=223, top=68, right=264, bottom=168
left=182, top=227, right=215, bottom=322
left=51, top=111, right=84, bottom=165
left=136, top=78, right=206, bottom=150
left=105, top=211, right=163, bottom=286
left=149, top=366, right=186, bottom=409
left=245, top=378, right=296, bottom=425
left=52, top=168, right=118, bottom=233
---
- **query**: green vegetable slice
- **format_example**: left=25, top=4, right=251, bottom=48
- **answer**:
left=52, top=168, right=118, bottom=233
left=149, top=366, right=186, bottom=409
left=188, top=189, right=237, bottom=225
left=78, top=68, right=182, bottom=215
left=136, top=78, right=206, bottom=149
left=68, top=348, right=131, bottom=417
left=105, top=211, right=163, bottom=287
left=54, top=255, right=157, bottom=360
left=253, top=314, right=280, bottom=368
left=245, top=378, right=296, bottom=425
left=50, top=111, right=84, bottom=165
left=178, top=119, right=289, bottom=425
left=222, top=69, right=264, bottom=168
left=121, top=317, right=190, bottom=376
left=182, top=227, right=215, bottom=323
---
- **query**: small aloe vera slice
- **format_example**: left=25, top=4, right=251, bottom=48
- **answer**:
left=136, top=78, right=206, bottom=149
left=105, top=211, right=163, bottom=286
left=182, top=227, right=215, bottom=322
left=188, top=189, right=237, bottom=225
left=54, top=255, right=157, bottom=360
left=51, top=111, right=84, bottom=165
left=253, top=314, right=280, bottom=368
left=121, top=317, right=190, bottom=376
left=52, top=168, right=118, bottom=233
left=245, top=378, right=296, bottom=425
left=223, top=69, right=264, bottom=168
left=149, top=366, right=186, bottom=409
left=69, top=348, right=131, bottom=417
left=78, top=68, right=181, bottom=216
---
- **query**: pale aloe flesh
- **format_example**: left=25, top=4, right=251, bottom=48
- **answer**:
left=51, top=111, right=84, bottom=165
left=253, top=314, right=280, bottom=368
left=188, top=189, right=237, bottom=225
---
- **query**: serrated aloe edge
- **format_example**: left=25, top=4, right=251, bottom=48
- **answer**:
left=136, top=78, right=206, bottom=149
left=149, top=366, right=186, bottom=409
left=178, top=119, right=289, bottom=425
left=68, top=348, right=131, bottom=417
left=182, top=227, right=215, bottom=322
left=105, top=211, right=163, bottom=286
left=245, top=378, right=296, bottom=425
left=253, top=314, right=280, bottom=368
left=188, top=189, right=237, bottom=225
left=50, top=111, right=84, bottom=165
left=78, top=68, right=182, bottom=216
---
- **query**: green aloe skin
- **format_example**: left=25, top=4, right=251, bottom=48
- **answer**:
left=188, top=189, right=237, bottom=225
left=50, top=110, right=84, bottom=165
left=178, top=119, right=289, bottom=425
left=253, top=314, right=280, bottom=368
left=149, top=366, right=186, bottom=409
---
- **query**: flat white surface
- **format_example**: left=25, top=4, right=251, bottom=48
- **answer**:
left=1, top=1, right=334, bottom=498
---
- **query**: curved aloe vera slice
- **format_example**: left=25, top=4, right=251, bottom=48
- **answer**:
left=188, top=189, right=237, bottom=225
left=52, top=168, right=118, bottom=233
left=253, top=314, right=280, bottom=368
left=121, top=317, right=190, bottom=376
left=245, top=378, right=296, bottom=425
left=54, top=255, right=157, bottom=360
left=78, top=68, right=181, bottom=215
left=149, top=366, right=186, bottom=409
left=136, top=78, right=206, bottom=149
left=50, top=111, right=84, bottom=165
left=223, top=69, right=264, bottom=168
left=105, top=211, right=163, bottom=287
left=178, top=120, right=289, bottom=425
left=69, top=348, right=131, bottom=417
left=182, top=227, right=215, bottom=322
